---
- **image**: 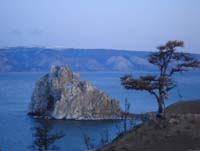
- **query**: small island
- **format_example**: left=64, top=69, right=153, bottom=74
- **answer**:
left=28, top=65, right=122, bottom=120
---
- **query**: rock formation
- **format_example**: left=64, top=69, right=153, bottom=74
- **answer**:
left=28, top=65, right=122, bottom=120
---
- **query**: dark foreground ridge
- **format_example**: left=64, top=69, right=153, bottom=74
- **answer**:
left=96, top=100, right=200, bottom=151
left=28, top=65, right=122, bottom=120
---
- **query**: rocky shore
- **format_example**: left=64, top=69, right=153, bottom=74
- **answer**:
left=28, top=65, right=122, bottom=120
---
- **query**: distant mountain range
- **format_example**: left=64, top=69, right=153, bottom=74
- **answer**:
left=0, top=47, right=199, bottom=72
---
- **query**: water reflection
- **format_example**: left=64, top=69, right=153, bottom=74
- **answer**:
left=29, top=119, right=65, bottom=151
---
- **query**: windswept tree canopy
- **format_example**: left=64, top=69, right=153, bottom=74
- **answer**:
left=149, top=41, right=200, bottom=75
left=121, top=40, right=200, bottom=117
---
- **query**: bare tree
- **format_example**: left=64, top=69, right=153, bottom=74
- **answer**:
left=29, top=119, right=65, bottom=151
left=115, top=99, right=136, bottom=135
left=121, top=40, right=200, bottom=118
left=83, top=132, right=95, bottom=150
left=100, top=129, right=111, bottom=146
left=83, top=129, right=112, bottom=150
left=123, top=98, right=131, bottom=132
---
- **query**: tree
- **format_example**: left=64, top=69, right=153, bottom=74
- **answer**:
left=83, top=132, right=95, bottom=150
left=121, top=40, right=200, bottom=118
left=29, top=119, right=65, bottom=151
left=123, top=98, right=131, bottom=132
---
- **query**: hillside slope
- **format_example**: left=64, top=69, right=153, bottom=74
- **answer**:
left=1, top=47, right=200, bottom=72
left=0, top=47, right=156, bottom=72
left=97, top=100, right=200, bottom=151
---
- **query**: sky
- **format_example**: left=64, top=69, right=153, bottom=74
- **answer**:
left=0, top=0, right=200, bottom=53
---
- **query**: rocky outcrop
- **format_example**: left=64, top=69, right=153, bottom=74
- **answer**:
left=28, top=65, right=122, bottom=120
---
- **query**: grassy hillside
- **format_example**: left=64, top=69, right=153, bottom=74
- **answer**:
left=166, top=100, right=200, bottom=114
left=97, top=100, right=200, bottom=151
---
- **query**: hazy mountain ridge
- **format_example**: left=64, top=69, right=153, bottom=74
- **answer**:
left=0, top=47, right=199, bottom=72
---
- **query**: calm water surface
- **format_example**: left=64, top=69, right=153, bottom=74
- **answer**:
left=0, top=71, right=200, bottom=151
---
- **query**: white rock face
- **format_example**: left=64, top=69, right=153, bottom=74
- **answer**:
left=28, top=65, right=122, bottom=120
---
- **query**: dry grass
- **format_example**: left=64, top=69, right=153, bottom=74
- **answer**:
left=97, top=100, right=200, bottom=151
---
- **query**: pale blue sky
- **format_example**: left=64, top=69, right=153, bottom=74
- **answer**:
left=0, top=0, right=200, bottom=53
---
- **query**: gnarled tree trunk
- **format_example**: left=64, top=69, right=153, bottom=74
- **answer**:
left=157, top=97, right=165, bottom=118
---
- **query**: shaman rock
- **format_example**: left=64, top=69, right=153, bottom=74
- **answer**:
left=28, top=65, right=122, bottom=120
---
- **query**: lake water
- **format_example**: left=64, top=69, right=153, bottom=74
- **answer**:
left=0, top=71, right=200, bottom=151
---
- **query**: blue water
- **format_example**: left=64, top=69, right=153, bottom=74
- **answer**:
left=0, top=71, right=200, bottom=151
